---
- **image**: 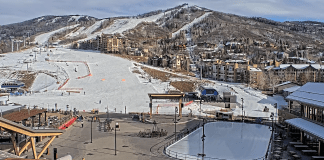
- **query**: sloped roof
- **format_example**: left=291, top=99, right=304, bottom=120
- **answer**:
left=249, top=67, right=262, bottom=72
left=274, top=81, right=293, bottom=88
left=264, top=65, right=274, bottom=70
left=274, top=64, right=321, bottom=70
left=3, top=109, right=46, bottom=122
left=283, top=86, right=301, bottom=93
left=285, top=118, right=324, bottom=140
left=286, top=82, right=324, bottom=108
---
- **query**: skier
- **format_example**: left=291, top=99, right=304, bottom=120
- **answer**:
left=84, top=91, right=85, bottom=95
left=81, top=121, right=83, bottom=128
left=99, top=100, right=101, bottom=104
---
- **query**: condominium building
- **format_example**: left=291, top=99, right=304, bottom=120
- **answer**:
left=212, top=59, right=250, bottom=83
left=271, top=64, right=323, bottom=84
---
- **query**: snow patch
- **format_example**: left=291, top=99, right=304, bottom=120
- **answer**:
left=51, top=17, right=62, bottom=23
left=37, top=17, right=44, bottom=22
left=68, top=16, right=83, bottom=22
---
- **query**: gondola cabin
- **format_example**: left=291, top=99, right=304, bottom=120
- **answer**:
left=199, top=86, right=218, bottom=99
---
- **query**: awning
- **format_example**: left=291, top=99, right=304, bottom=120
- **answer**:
left=285, top=118, right=324, bottom=140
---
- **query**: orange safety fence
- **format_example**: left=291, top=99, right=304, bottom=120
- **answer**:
left=58, top=78, right=70, bottom=90
left=58, top=117, right=77, bottom=130
left=185, top=101, right=193, bottom=106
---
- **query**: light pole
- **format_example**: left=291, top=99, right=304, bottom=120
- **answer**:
left=198, top=118, right=207, bottom=159
left=241, top=98, right=244, bottom=122
left=115, top=122, right=119, bottom=155
left=270, top=112, right=274, bottom=158
left=91, top=117, right=93, bottom=143
left=174, top=107, right=178, bottom=141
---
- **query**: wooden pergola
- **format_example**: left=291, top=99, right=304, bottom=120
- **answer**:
left=148, top=93, right=185, bottom=119
left=0, top=117, right=63, bottom=159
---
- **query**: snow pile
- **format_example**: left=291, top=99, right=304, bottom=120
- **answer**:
left=166, top=121, right=271, bottom=160
left=34, top=24, right=79, bottom=44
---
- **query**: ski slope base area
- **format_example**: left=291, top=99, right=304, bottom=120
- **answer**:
left=166, top=121, right=271, bottom=160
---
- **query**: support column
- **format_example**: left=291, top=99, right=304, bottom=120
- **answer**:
left=45, top=111, right=47, bottom=126
left=31, top=116, right=35, bottom=128
left=30, top=137, right=37, bottom=159
left=11, top=133, right=19, bottom=155
left=307, top=106, right=310, bottom=119
left=301, top=105, right=304, bottom=118
left=288, top=101, right=292, bottom=113
left=149, top=97, right=152, bottom=119
left=38, top=113, right=41, bottom=128
left=319, top=140, right=324, bottom=156
left=179, top=98, right=182, bottom=118
left=300, top=131, right=305, bottom=144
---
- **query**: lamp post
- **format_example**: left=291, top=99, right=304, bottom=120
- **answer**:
left=270, top=112, right=274, bottom=158
left=115, top=122, right=119, bottom=155
left=91, top=116, right=93, bottom=143
left=241, top=98, right=244, bottom=122
left=198, top=118, right=207, bottom=159
left=174, top=107, right=178, bottom=141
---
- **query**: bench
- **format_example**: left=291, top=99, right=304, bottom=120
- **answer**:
left=292, top=154, right=301, bottom=159
left=302, top=150, right=317, bottom=155
left=312, top=156, right=324, bottom=160
left=294, top=145, right=309, bottom=150
left=290, top=142, right=303, bottom=146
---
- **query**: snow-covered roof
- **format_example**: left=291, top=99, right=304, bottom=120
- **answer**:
left=274, top=81, right=292, bottom=88
left=273, top=64, right=321, bottom=70
left=224, top=59, right=246, bottom=63
left=261, top=60, right=272, bottom=63
left=285, top=118, right=324, bottom=140
left=249, top=67, right=261, bottom=72
left=283, top=86, right=301, bottom=93
left=286, top=82, right=324, bottom=108
left=264, top=65, right=274, bottom=70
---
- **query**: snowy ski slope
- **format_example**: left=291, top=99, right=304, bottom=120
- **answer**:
left=34, top=24, right=79, bottom=44
left=172, top=12, right=212, bottom=38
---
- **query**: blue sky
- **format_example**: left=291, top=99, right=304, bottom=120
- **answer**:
left=0, top=0, right=324, bottom=25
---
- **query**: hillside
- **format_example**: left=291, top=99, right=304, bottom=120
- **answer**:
left=0, top=3, right=323, bottom=62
